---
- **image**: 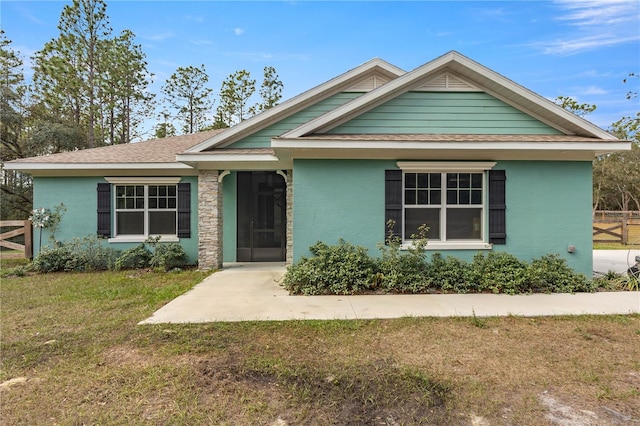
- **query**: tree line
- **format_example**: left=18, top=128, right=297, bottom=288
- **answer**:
left=1, top=0, right=283, bottom=219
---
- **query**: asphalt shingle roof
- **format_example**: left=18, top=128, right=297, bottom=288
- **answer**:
left=9, top=129, right=226, bottom=164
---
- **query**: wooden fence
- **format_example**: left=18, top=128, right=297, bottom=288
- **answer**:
left=0, top=220, right=33, bottom=259
left=593, top=211, right=640, bottom=245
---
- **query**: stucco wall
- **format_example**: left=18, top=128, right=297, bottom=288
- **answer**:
left=292, top=159, right=395, bottom=260
left=291, top=159, right=593, bottom=277
left=498, top=160, right=593, bottom=276
left=32, top=175, right=200, bottom=264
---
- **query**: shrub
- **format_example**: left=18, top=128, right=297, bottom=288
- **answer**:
left=146, top=237, right=189, bottom=271
left=115, top=244, right=152, bottom=270
left=282, top=240, right=376, bottom=295
left=476, top=252, right=529, bottom=295
left=527, top=254, right=592, bottom=293
left=426, top=253, right=473, bottom=293
left=376, top=222, right=429, bottom=293
left=32, top=235, right=120, bottom=272
left=282, top=238, right=598, bottom=295
left=32, top=245, right=74, bottom=273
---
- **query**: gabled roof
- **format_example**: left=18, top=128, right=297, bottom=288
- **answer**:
left=280, top=51, right=615, bottom=140
left=183, top=58, right=405, bottom=152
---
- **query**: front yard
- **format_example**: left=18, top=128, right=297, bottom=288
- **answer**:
left=1, top=266, right=639, bottom=425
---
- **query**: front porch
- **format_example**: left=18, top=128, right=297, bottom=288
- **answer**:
left=197, top=169, right=293, bottom=269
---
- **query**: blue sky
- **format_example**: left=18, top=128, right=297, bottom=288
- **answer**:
left=2, top=0, right=639, bottom=138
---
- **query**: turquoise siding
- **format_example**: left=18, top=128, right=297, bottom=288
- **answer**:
left=291, top=160, right=593, bottom=277
left=223, top=92, right=363, bottom=149
left=32, top=176, right=200, bottom=264
left=222, top=171, right=237, bottom=262
left=329, top=92, right=562, bottom=135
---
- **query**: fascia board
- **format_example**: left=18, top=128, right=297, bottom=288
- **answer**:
left=271, top=138, right=631, bottom=154
left=184, top=58, right=406, bottom=153
left=3, top=162, right=193, bottom=171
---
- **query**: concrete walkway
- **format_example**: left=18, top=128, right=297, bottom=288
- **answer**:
left=140, top=253, right=640, bottom=324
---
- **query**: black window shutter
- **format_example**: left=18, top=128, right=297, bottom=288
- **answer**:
left=488, top=170, right=506, bottom=244
left=177, top=182, right=191, bottom=238
left=97, top=183, right=111, bottom=237
left=384, top=170, right=403, bottom=242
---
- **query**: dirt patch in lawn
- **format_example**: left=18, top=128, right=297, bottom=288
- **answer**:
left=193, top=350, right=451, bottom=425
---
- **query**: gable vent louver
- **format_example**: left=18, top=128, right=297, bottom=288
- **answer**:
left=344, top=73, right=393, bottom=92
left=416, top=72, right=480, bottom=91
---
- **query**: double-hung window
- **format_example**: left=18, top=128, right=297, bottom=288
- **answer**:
left=397, top=162, right=496, bottom=248
left=101, top=177, right=185, bottom=242
left=115, top=185, right=177, bottom=237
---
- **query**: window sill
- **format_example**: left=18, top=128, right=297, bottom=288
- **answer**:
left=401, top=242, right=492, bottom=251
left=108, top=236, right=180, bottom=243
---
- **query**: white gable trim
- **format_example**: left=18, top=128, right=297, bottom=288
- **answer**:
left=184, top=58, right=405, bottom=153
left=281, top=51, right=616, bottom=140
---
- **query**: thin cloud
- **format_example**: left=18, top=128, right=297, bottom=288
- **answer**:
left=141, top=32, right=175, bottom=42
left=533, top=33, right=639, bottom=55
left=581, top=85, right=608, bottom=95
left=183, top=15, right=205, bottom=23
left=554, top=0, right=638, bottom=26
left=531, top=1, right=640, bottom=55
left=234, top=28, right=244, bottom=36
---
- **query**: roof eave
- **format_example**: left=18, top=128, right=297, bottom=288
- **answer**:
left=272, top=138, right=631, bottom=161
left=4, top=162, right=196, bottom=177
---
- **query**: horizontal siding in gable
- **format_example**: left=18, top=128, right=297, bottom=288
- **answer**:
left=225, top=92, right=364, bottom=149
left=328, top=92, right=562, bottom=135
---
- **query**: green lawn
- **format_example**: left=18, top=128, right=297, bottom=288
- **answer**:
left=1, top=267, right=639, bottom=425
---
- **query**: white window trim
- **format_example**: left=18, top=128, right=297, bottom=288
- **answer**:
left=108, top=182, right=179, bottom=243
left=398, top=162, right=495, bottom=250
left=108, top=236, right=180, bottom=243
left=397, top=161, right=496, bottom=171
left=105, top=177, right=181, bottom=185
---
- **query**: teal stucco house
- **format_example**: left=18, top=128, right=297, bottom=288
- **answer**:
left=6, top=51, right=630, bottom=276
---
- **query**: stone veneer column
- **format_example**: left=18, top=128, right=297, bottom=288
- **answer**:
left=286, top=169, right=293, bottom=265
left=198, top=170, right=223, bottom=270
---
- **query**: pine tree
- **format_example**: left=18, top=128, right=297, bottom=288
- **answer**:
left=162, top=65, right=213, bottom=134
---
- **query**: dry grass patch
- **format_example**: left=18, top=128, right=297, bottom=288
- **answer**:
left=1, top=270, right=639, bottom=425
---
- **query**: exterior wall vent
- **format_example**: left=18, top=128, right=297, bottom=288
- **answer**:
left=416, top=72, right=480, bottom=91
left=344, top=73, right=393, bottom=92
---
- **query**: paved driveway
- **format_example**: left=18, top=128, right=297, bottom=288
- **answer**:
left=593, top=249, right=640, bottom=275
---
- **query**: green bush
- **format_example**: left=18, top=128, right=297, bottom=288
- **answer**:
left=475, top=252, right=529, bottom=295
left=426, top=253, right=475, bottom=293
left=32, top=245, right=74, bottom=273
left=282, top=240, right=376, bottom=295
left=376, top=222, right=429, bottom=293
left=527, top=254, right=592, bottom=293
left=33, top=235, right=120, bottom=272
left=115, top=244, right=152, bottom=270
left=281, top=239, right=601, bottom=295
left=150, top=242, right=189, bottom=271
